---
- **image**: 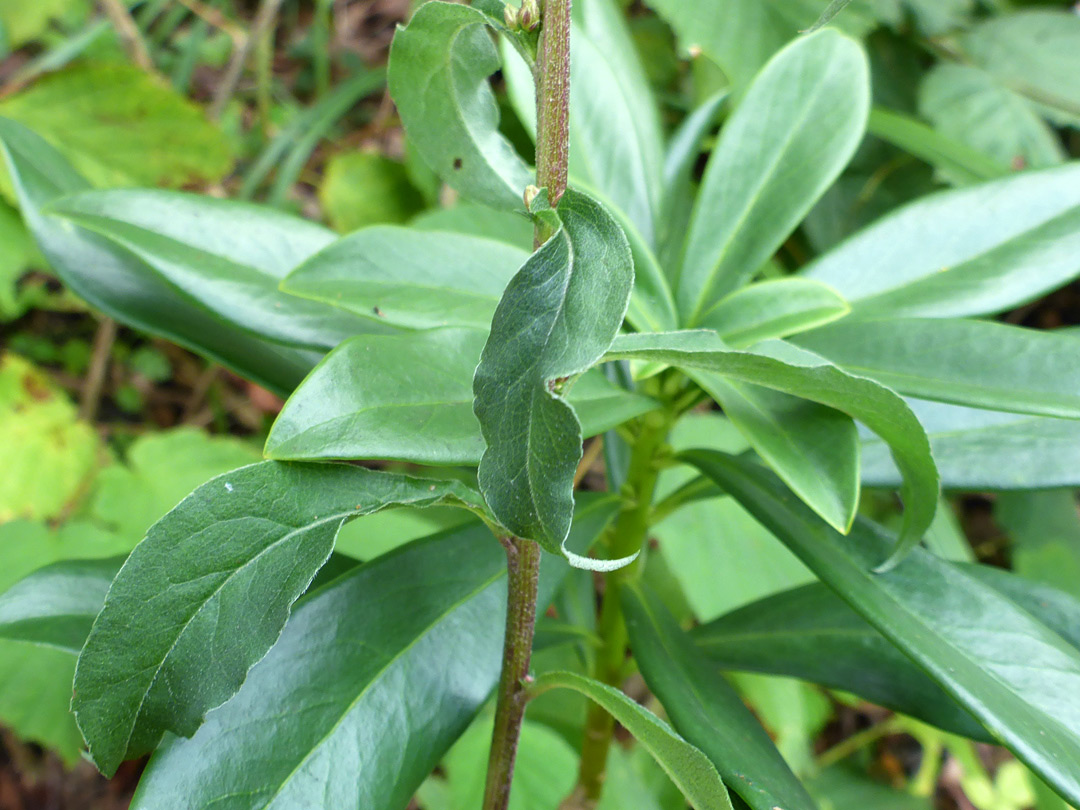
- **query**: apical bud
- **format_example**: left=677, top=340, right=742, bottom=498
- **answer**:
left=519, top=0, right=539, bottom=31
left=504, top=3, right=520, bottom=29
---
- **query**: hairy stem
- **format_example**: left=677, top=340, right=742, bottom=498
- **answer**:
left=535, top=0, right=572, bottom=208
left=482, top=537, right=543, bottom=810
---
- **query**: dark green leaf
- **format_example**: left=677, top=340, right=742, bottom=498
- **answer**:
left=683, top=449, right=1080, bottom=806
left=475, top=190, right=633, bottom=559
left=388, top=1, right=532, bottom=211
left=266, top=328, right=656, bottom=465
left=528, top=671, right=734, bottom=810
left=623, top=584, right=816, bottom=810
left=677, top=29, right=869, bottom=324
left=129, top=497, right=618, bottom=810
left=795, top=318, right=1080, bottom=419
left=73, top=461, right=486, bottom=776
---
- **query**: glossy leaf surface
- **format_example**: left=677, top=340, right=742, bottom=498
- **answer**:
left=475, top=190, right=633, bottom=554
left=130, top=498, right=618, bottom=810
left=795, top=318, right=1080, bottom=419
left=74, top=461, right=485, bottom=776
left=623, top=585, right=816, bottom=810
left=605, top=331, right=938, bottom=565
left=685, top=450, right=1080, bottom=806
left=281, top=226, right=529, bottom=330
left=677, top=30, right=869, bottom=324
left=529, top=671, right=734, bottom=810
left=802, top=162, right=1080, bottom=319
left=266, top=328, right=655, bottom=465
left=703, top=278, right=850, bottom=347
left=388, top=1, right=532, bottom=211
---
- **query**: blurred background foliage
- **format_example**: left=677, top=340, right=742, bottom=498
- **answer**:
left=0, top=0, right=1077, bottom=807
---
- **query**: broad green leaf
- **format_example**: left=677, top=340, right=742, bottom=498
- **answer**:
left=624, top=585, right=816, bottom=810
left=73, top=461, right=486, bottom=776
left=677, top=29, right=869, bottom=324
left=997, top=490, right=1080, bottom=602
left=959, top=11, right=1080, bottom=127
left=0, top=120, right=328, bottom=395
left=705, top=377, right=860, bottom=534
left=919, top=65, right=1065, bottom=171
left=474, top=190, right=633, bottom=557
left=411, top=202, right=534, bottom=249
left=266, top=328, right=656, bottom=465
left=0, top=63, right=232, bottom=188
left=802, top=162, right=1080, bottom=319
left=129, top=497, right=618, bottom=810
left=46, top=188, right=385, bottom=351
left=281, top=226, right=529, bottom=331
left=318, top=151, right=425, bottom=232
left=529, top=671, right=734, bottom=810
left=604, top=331, right=938, bottom=567
left=0, top=352, right=100, bottom=521
left=0, top=0, right=76, bottom=48
left=388, top=1, right=532, bottom=211
left=794, top=318, right=1080, bottom=419
left=0, top=641, right=83, bottom=764
left=0, top=557, right=120, bottom=653
left=861, top=399, right=1080, bottom=491
left=684, top=449, right=1080, bottom=806
left=702, top=278, right=850, bottom=347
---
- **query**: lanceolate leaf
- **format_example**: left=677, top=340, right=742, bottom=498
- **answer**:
left=265, top=329, right=656, bottom=465
left=623, top=585, right=817, bottom=810
left=474, top=190, right=633, bottom=557
left=860, top=399, right=1080, bottom=490
left=281, top=226, right=529, bottom=330
left=73, top=462, right=487, bottom=777
left=794, top=318, right=1080, bottom=419
left=677, top=30, right=869, bottom=324
left=684, top=450, right=1080, bottom=806
left=604, top=331, right=938, bottom=567
left=388, top=1, right=532, bottom=211
left=802, top=162, right=1080, bottom=319
left=0, top=119, right=326, bottom=395
left=129, top=498, right=619, bottom=810
left=702, top=278, right=850, bottom=347
left=528, top=671, right=734, bottom=810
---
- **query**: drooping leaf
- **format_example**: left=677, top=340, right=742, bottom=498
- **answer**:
left=266, top=328, right=656, bottom=465
left=801, top=161, right=1080, bottom=319
left=684, top=449, right=1080, bottom=806
left=794, top=318, right=1080, bottom=419
left=318, top=151, right=426, bottom=232
left=676, top=29, right=869, bottom=323
left=281, top=226, right=529, bottom=331
left=474, top=190, right=633, bottom=557
left=129, top=497, right=618, bottom=810
left=623, top=585, right=817, bottom=810
left=702, top=278, right=850, bottom=347
left=388, top=1, right=532, bottom=211
left=528, top=671, right=734, bottom=810
left=73, top=461, right=487, bottom=776
left=604, top=331, right=938, bottom=567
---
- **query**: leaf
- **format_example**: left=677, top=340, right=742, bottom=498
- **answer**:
left=604, top=331, right=939, bottom=567
left=0, top=352, right=101, bottom=521
left=128, top=497, right=618, bottom=810
left=676, top=29, right=869, bottom=324
left=997, top=490, right=1080, bottom=602
left=318, top=151, right=426, bottom=232
left=919, top=65, right=1065, bottom=171
left=46, top=188, right=386, bottom=351
left=72, top=461, right=486, bottom=776
left=281, top=226, right=529, bottom=331
left=861, top=399, right=1080, bottom=491
left=0, top=641, right=84, bottom=764
left=528, top=671, right=734, bottom=810
left=801, top=161, right=1080, bottom=319
left=412, top=202, right=534, bottom=249
left=702, top=278, right=850, bottom=347
left=388, top=1, right=532, bottom=211
left=683, top=449, right=1080, bottom=806
left=0, top=0, right=76, bottom=49
left=0, top=200, right=32, bottom=319
left=794, top=318, right=1080, bottom=419
left=623, top=584, right=817, bottom=810
left=474, top=190, right=633, bottom=557
left=0, top=63, right=232, bottom=188
left=0, top=557, right=120, bottom=654
left=0, top=120, right=329, bottom=395
left=266, top=328, right=656, bottom=465
left=808, top=766, right=933, bottom=810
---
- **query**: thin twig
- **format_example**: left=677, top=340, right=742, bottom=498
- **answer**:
left=209, top=0, right=288, bottom=120
left=98, top=0, right=154, bottom=71
left=80, top=316, right=117, bottom=422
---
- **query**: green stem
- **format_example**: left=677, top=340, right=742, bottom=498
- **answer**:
left=535, top=0, right=572, bottom=208
left=482, top=537, right=543, bottom=810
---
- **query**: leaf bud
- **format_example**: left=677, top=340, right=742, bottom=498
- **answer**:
left=519, top=0, right=539, bottom=31
left=523, top=184, right=542, bottom=211
left=504, top=3, right=520, bottom=29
